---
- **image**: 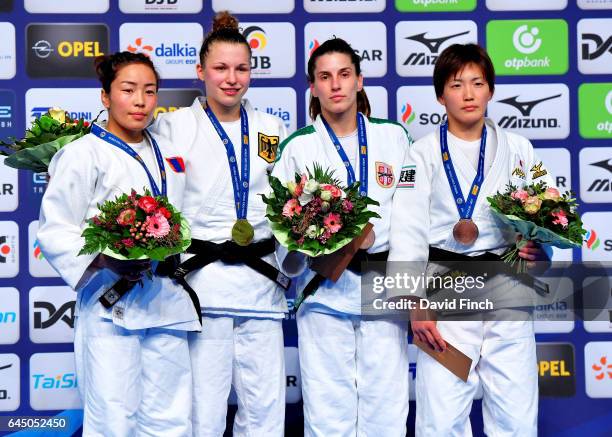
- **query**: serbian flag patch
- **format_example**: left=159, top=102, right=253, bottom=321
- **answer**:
left=165, top=156, right=185, bottom=173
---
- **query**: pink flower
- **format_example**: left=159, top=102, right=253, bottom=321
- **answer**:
left=323, top=212, right=342, bottom=234
left=342, top=199, right=353, bottom=213
left=138, top=196, right=158, bottom=213
left=121, top=238, right=135, bottom=248
left=319, top=229, right=333, bottom=244
left=511, top=189, right=529, bottom=202
left=117, top=208, right=136, bottom=226
left=523, top=196, right=542, bottom=215
left=294, top=174, right=307, bottom=198
left=543, top=187, right=561, bottom=202
left=282, top=199, right=302, bottom=218
left=551, top=210, right=569, bottom=229
left=321, top=184, right=342, bottom=198
left=145, top=212, right=170, bottom=238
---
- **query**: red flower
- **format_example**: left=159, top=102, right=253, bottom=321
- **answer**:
left=117, top=208, right=136, bottom=226
left=121, top=238, right=135, bottom=248
left=158, top=206, right=172, bottom=219
left=138, top=196, right=158, bottom=213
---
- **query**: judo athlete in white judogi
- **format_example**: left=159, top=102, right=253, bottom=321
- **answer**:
left=150, top=12, right=290, bottom=437
left=37, top=53, right=199, bottom=436
left=388, top=44, right=552, bottom=437
left=273, top=38, right=412, bottom=437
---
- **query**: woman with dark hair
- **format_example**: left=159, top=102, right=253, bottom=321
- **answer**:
left=151, top=11, right=289, bottom=437
left=272, top=38, right=413, bottom=436
left=37, top=51, right=199, bottom=436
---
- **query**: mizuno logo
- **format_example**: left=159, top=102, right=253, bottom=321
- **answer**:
left=405, top=30, right=471, bottom=54
left=590, top=159, right=612, bottom=174
left=497, top=94, right=562, bottom=117
left=0, top=364, right=12, bottom=371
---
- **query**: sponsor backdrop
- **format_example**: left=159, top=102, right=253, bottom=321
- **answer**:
left=1, top=1, right=611, bottom=436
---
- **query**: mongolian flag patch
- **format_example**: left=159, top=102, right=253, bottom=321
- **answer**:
left=165, top=156, right=186, bottom=173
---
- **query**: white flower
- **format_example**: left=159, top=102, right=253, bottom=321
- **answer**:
left=306, top=225, right=318, bottom=238
left=320, top=190, right=332, bottom=201
left=304, top=179, right=319, bottom=194
left=298, top=192, right=314, bottom=206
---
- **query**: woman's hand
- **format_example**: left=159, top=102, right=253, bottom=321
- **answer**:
left=517, top=236, right=548, bottom=270
left=410, top=306, right=446, bottom=352
left=360, top=228, right=375, bottom=250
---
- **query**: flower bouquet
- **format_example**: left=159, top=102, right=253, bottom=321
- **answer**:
left=78, top=189, right=191, bottom=308
left=0, top=107, right=91, bottom=173
left=487, top=181, right=586, bottom=273
left=262, top=164, right=380, bottom=257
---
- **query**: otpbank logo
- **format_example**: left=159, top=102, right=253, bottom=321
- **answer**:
left=395, top=0, right=476, bottom=12
left=578, top=83, right=612, bottom=139
left=486, top=20, right=568, bottom=76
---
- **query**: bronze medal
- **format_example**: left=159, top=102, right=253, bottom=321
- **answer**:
left=231, top=219, right=254, bottom=246
left=452, top=219, right=479, bottom=246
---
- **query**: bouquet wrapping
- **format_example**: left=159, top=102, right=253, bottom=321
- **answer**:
left=262, top=164, right=380, bottom=257
left=0, top=107, right=91, bottom=173
left=487, top=181, right=586, bottom=273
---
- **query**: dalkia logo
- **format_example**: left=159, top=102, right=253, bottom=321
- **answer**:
left=585, top=229, right=600, bottom=250
left=592, top=356, right=612, bottom=380
left=395, top=0, right=477, bottom=12
left=127, top=37, right=196, bottom=59
left=401, top=103, right=416, bottom=125
left=486, top=20, right=568, bottom=75
left=578, top=84, right=612, bottom=138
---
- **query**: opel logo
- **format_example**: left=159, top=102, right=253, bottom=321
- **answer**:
left=32, top=40, right=54, bottom=59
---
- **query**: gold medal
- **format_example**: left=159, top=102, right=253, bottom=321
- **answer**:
left=452, top=219, right=479, bottom=246
left=231, top=219, right=254, bottom=246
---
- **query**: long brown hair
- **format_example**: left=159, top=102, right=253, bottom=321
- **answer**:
left=307, top=38, right=370, bottom=120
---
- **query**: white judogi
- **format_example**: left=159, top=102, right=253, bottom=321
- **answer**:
left=38, top=127, right=199, bottom=436
left=273, top=114, right=412, bottom=437
left=151, top=98, right=288, bottom=437
left=389, top=119, right=554, bottom=436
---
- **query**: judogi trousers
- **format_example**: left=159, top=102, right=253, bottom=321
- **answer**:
left=189, top=315, right=285, bottom=437
left=74, top=311, right=192, bottom=437
left=415, top=319, right=538, bottom=437
left=297, top=308, right=409, bottom=437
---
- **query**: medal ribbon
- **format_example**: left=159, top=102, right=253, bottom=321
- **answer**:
left=91, top=123, right=167, bottom=197
left=321, top=113, right=368, bottom=196
left=204, top=104, right=250, bottom=220
left=439, top=121, right=487, bottom=220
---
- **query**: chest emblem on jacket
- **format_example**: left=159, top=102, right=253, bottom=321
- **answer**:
left=258, top=133, right=280, bottom=163
left=530, top=161, right=548, bottom=180
left=512, top=157, right=526, bottom=179
left=165, top=156, right=186, bottom=173
left=375, top=161, right=394, bottom=188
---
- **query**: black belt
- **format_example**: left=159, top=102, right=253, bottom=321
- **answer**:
left=170, top=238, right=291, bottom=322
left=98, top=260, right=203, bottom=329
left=427, top=246, right=536, bottom=293
left=299, top=250, right=389, bottom=309
left=428, top=246, right=502, bottom=262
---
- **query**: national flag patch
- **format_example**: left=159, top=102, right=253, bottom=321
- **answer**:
left=258, top=133, right=280, bottom=163
left=398, top=164, right=416, bottom=189
left=165, top=156, right=185, bottom=173
left=376, top=161, right=394, bottom=188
